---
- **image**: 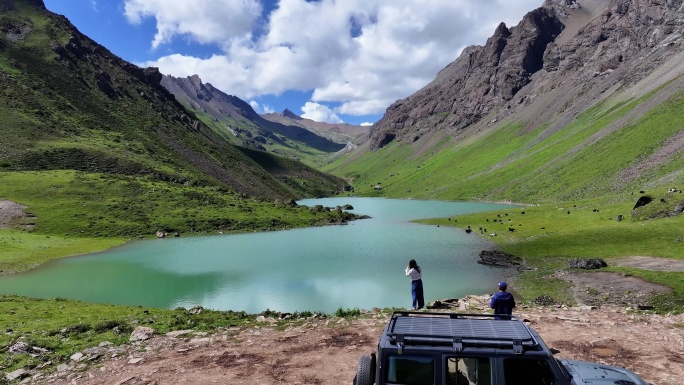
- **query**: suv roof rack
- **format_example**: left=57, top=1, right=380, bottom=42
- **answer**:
left=386, top=311, right=540, bottom=353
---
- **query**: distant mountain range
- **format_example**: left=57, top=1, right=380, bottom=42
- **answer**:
left=161, top=74, right=369, bottom=160
left=262, top=109, right=369, bottom=144
left=5, top=0, right=682, bottom=209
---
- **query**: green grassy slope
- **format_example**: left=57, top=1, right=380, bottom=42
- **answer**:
left=0, top=1, right=347, bottom=201
left=417, top=191, right=684, bottom=312
left=328, top=87, right=684, bottom=203
left=189, top=105, right=333, bottom=166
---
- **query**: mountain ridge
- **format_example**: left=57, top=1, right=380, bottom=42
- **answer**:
left=0, top=0, right=349, bottom=201
left=369, top=0, right=684, bottom=151
left=261, top=109, right=369, bottom=145
left=161, top=74, right=347, bottom=155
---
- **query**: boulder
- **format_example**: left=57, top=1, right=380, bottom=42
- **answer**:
left=532, top=294, right=556, bottom=306
left=5, top=369, right=28, bottom=382
left=8, top=341, right=29, bottom=354
left=568, top=258, right=607, bottom=270
left=477, top=250, right=522, bottom=267
left=633, top=195, right=653, bottom=210
left=70, top=352, right=84, bottom=362
left=188, top=306, right=203, bottom=315
left=129, top=326, right=155, bottom=342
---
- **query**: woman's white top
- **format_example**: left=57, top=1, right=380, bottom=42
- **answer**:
left=405, top=267, right=421, bottom=281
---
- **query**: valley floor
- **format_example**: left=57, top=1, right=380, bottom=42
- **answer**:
left=3, top=198, right=683, bottom=384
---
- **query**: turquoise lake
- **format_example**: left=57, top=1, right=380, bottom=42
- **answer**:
left=0, top=198, right=518, bottom=313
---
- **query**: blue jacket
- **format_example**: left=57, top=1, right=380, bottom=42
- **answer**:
left=490, top=291, right=515, bottom=319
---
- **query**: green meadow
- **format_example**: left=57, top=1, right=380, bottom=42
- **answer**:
left=417, top=192, right=684, bottom=313
left=0, top=294, right=310, bottom=374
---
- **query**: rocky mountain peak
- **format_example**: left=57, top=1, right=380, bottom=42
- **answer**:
left=188, top=74, right=203, bottom=88
left=544, top=0, right=582, bottom=9
left=369, top=4, right=564, bottom=150
left=368, top=0, right=684, bottom=150
left=282, top=108, right=302, bottom=120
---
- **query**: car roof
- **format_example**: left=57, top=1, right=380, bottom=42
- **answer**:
left=381, top=311, right=545, bottom=354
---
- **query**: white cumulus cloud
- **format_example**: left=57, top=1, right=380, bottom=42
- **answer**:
left=301, top=102, right=344, bottom=124
left=134, top=0, right=543, bottom=117
left=124, top=0, right=262, bottom=49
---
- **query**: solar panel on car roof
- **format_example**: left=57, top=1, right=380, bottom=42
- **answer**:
left=392, top=317, right=533, bottom=342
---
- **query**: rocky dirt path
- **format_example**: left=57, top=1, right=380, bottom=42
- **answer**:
left=21, top=300, right=683, bottom=385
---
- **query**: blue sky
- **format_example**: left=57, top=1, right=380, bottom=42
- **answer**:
left=43, top=0, right=543, bottom=126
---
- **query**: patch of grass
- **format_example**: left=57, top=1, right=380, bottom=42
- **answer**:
left=420, top=194, right=684, bottom=261
left=0, top=230, right=123, bottom=275
left=602, top=267, right=684, bottom=313
left=0, top=295, right=259, bottom=373
left=0, top=170, right=363, bottom=274
left=334, top=307, right=361, bottom=318
left=512, top=269, right=575, bottom=306
left=291, top=310, right=314, bottom=318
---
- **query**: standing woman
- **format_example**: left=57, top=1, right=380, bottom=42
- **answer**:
left=405, top=259, right=424, bottom=309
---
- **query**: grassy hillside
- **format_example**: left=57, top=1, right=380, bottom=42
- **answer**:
left=168, top=85, right=341, bottom=165
left=416, top=191, right=684, bottom=312
left=0, top=1, right=348, bottom=201
left=327, top=87, right=684, bottom=203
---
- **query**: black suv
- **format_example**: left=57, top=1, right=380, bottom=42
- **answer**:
left=354, top=311, right=650, bottom=385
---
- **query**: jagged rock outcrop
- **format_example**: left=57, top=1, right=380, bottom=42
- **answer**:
left=370, top=5, right=564, bottom=149
left=477, top=250, right=523, bottom=267
left=369, top=0, right=684, bottom=150
left=568, top=258, right=608, bottom=269
left=282, top=108, right=302, bottom=120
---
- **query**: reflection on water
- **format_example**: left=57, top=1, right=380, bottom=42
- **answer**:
left=0, top=198, right=518, bottom=313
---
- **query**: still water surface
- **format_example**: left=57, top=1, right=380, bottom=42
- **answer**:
left=0, top=198, right=517, bottom=313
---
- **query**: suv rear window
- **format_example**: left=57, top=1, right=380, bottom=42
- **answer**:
left=503, top=358, right=556, bottom=385
left=386, top=354, right=434, bottom=385
left=446, top=357, right=491, bottom=385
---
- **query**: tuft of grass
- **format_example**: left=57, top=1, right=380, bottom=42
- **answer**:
left=334, top=307, right=361, bottom=318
